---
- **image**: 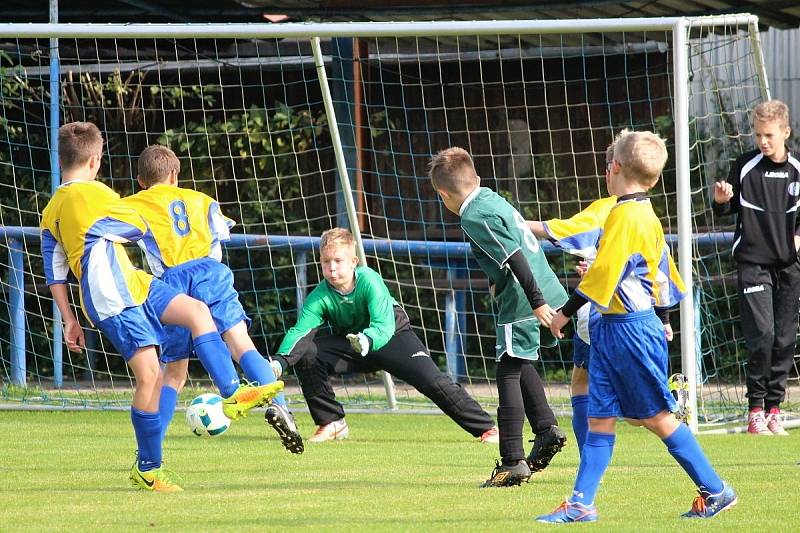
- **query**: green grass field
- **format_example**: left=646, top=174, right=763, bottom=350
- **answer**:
left=1, top=410, right=798, bottom=532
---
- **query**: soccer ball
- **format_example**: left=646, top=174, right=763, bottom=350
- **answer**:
left=186, top=393, right=230, bottom=437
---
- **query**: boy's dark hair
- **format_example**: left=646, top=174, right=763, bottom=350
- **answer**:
left=137, top=144, right=180, bottom=187
left=58, top=121, right=103, bottom=170
left=428, top=147, right=479, bottom=194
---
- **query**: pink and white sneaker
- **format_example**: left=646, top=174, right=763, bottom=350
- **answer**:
left=747, top=408, right=772, bottom=435
left=766, top=408, right=789, bottom=436
left=308, top=418, right=349, bottom=443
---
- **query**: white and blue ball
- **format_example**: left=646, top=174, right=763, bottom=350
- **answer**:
left=186, top=393, right=230, bottom=437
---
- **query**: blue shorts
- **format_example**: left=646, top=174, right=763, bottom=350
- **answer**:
left=573, top=335, right=590, bottom=369
left=94, top=278, right=180, bottom=361
left=159, top=258, right=249, bottom=363
left=587, top=310, right=677, bottom=419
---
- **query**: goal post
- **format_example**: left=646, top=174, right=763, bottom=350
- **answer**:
left=0, top=16, right=778, bottom=429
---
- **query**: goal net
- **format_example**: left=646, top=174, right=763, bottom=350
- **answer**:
left=0, top=17, right=787, bottom=427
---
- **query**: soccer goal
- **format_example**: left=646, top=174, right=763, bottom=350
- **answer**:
left=0, top=15, right=785, bottom=431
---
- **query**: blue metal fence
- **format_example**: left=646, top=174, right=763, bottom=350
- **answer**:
left=1, top=225, right=734, bottom=388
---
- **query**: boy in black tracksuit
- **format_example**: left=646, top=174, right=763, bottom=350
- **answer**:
left=713, top=100, right=800, bottom=436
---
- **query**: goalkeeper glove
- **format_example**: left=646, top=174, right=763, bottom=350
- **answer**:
left=346, top=332, right=371, bottom=356
left=269, top=358, right=283, bottom=379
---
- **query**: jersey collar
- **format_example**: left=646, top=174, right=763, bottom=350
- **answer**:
left=459, top=186, right=483, bottom=216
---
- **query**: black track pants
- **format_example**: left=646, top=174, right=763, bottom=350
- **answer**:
left=294, top=328, right=495, bottom=435
left=738, top=261, right=800, bottom=409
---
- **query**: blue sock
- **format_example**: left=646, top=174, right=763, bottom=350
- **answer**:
left=158, top=385, right=178, bottom=442
left=571, top=395, right=589, bottom=456
left=239, top=349, right=286, bottom=407
left=571, top=431, right=615, bottom=506
left=131, top=407, right=162, bottom=472
left=193, top=332, right=240, bottom=398
left=663, top=424, right=724, bottom=494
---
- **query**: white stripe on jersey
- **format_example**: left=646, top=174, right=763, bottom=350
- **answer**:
left=739, top=197, right=765, bottom=211
left=739, top=152, right=763, bottom=181
left=137, top=240, right=165, bottom=278
left=618, top=272, right=653, bottom=312
left=789, top=154, right=800, bottom=173
left=86, top=242, right=128, bottom=322
left=51, top=241, right=69, bottom=282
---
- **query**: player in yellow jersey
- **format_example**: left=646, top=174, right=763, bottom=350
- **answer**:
left=123, top=145, right=302, bottom=454
left=40, top=123, right=282, bottom=492
left=526, top=144, right=617, bottom=457
left=537, top=130, right=735, bottom=522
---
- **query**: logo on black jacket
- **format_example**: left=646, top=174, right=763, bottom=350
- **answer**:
left=788, top=181, right=800, bottom=196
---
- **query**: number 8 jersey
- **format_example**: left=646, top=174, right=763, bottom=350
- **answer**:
left=459, top=187, right=567, bottom=326
left=122, top=184, right=235, bottom=277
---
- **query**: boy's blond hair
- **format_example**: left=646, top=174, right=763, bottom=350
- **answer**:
left=605, top=143, right=615, bottom=165
left=320, top=227, right=356, bottom=254
left=428, top=147, right=479, bottom=194
left=753, top=100, right=790, bottom=129
left=59, top=121, right=103, bottom=170
left=613, top=130, right=668, bottom=188
left=138, top=145, right=180, bottom=187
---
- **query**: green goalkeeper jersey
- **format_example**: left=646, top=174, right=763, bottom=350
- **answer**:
left=277, top=265, right=400, bottom=357
left=460, top=187, right=568, bottom=360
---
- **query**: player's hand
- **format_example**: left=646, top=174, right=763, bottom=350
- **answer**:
left=347, top=332, right=370, bottom=356
left=549, top=311, right=569, bottom=339
left=575, top=261, right=589, bottom=278
left=713, top=181, right=733, bottom=204
left=269, top=358, right=283, bottom=379
left=533, top=303, right=556, bottom=327
left=664, top=323, right=674, bottom=342
left=63, top=319, right=85, bottom=353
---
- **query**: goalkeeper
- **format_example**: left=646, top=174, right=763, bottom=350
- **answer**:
left=272, top=227, right=499, bottom=444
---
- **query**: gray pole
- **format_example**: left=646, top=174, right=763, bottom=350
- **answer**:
left=311, top=36, right=398, bottom=410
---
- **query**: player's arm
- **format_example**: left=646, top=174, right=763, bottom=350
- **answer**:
left=49, top=284, right=85, bottom=353
left=42, top=229, right=84, bottom=352
left=550, top=212, right=628, bottom=337
left=505, top=251, right=555, bottom=327
left=273, top=290, right=326, bottom=370
left=348, top=271, right=396, bottom=356
left=208, top=201, right=235, bottom=261
left=526, top=220, right=548, bottom=239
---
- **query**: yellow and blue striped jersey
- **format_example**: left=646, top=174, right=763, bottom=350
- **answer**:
left=121, top=184, right=235, bottom=277
left=543, top=196, right=616, bottom=342
left=40, top=180, right=153, bottom=325
left=543, top=196, right=617, bottom=262
left=576, top=196, right=686, bottom=314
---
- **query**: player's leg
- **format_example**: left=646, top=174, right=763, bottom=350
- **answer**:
left=94, top=304, right=181, bottom=491
left=520, top=361, right=566, bottom=472
left=765, top=262, right=800, bottom=434
left=478, top=354, right=531, bottom=486
left=737, top=262, right=774, bottom=434
left=640, top=410, right=735, bottom=518
left=369, top=329, right=496, bottom=439
left=127, top=346, right=182, bottom=492
left=157, top=285, right=281, bottom=419
left=536, top=415, right=612, bottom=523
left=222, top=322, right=303, bottom=453
left=295, top=335, right=356, bottom=441
left=128, top=346, right=165, bottom=469
left=159, top=358, right=188, bottom=442
left=223, top=321, right=285, bottom=405
left=571, top=336, right=591, bottom=455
